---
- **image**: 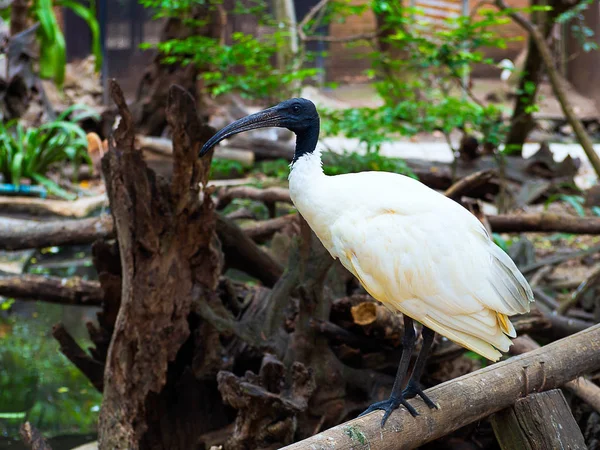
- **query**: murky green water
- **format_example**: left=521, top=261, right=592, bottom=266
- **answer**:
left=0, top=245, right=102, bottom=449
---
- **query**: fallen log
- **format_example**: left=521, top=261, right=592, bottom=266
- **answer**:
left=489, top=213, right=600, bottom=234
left=281, top=323, right=600, bottom=450
left=0, top=216, right=115, bottom=251
left=0, top=274, right=103, bottom=305
left=0, top=194, right=107, bottom=218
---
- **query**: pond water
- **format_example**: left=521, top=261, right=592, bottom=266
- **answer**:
left=0, top=245, right=102, bottom=450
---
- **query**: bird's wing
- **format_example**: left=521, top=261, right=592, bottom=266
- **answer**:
left=327, top=198, right=533, bottom=361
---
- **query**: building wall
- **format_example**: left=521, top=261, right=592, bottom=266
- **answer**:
left=325, top=0, right=531, bottom=82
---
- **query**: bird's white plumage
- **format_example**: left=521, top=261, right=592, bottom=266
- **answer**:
left=289, top=151, right=534, bottom=361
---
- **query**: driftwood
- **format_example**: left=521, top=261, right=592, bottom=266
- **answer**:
left=19, top=422, right=52, bottom=450
left=0, top=194, right=107, bottom=218
left=281, top=323, right=600, bottom=450
left=510, top=334, right=600, bottom=413
left=490, top=389, right=587, bottom=450
left=0, top=215, right=115, bottom=251
left=0, top=274, right=103, bottom=305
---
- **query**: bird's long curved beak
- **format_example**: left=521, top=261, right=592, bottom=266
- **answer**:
left=199, top=106, right=282, bottom=157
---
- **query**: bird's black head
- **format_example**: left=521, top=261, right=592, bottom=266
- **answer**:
left=199, top=98, right=319, bottom=157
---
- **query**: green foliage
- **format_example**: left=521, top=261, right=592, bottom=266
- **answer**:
left=209, top=158, right=245, bottom=179
left=0, top=105, right=97, bottom=199
left=254, top=152, right=417, bottom=180
left=0, top=309, right=101, bottom=438
left=556, top=0, right=598, bottom=52
left=140, top=0, right=320, bottom=101
left=33, top=0, right=102, bottom=86
left=323, top=150, right=417, bottom=178
left=545, top=193, right=586, bottom=216
left=312, top=2, right=518, bottom=153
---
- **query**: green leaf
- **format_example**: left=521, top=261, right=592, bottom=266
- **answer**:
left=57, top=0, right=103, bottom=71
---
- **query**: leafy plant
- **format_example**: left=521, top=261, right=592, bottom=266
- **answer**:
left=33, top=0, right=102, bottom=86
left=210, top=158, right=246, bottom=179
left=310, top=2, right=521, bottom=154
left=254, top=152, right=417, bottom=181
left=545, top=194, right=586, bottom=216
left=0, top=104, right=97, bottom=199
left=139, top=0, right=320, bottom=102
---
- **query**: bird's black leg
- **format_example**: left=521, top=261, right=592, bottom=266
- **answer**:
left=402, top=326, right=438, bottom=410
left=359, top=315, right=418, bottom=427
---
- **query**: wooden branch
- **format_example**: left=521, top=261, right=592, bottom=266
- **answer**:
left=52, top=324, right=104, bottom=392
left=510, top=334, right=600, bottom=413
left=557, top=264, right=600, bottom=315
left=0, top=215, right=115, bottom=251
left=281, top=323, right=600, bottom=450
left=0, top=274, right=103, bottom=305
left=444, top=169, right=496, bottom=200
left=20, top=422, right=52, bottom=450
left=241, top=214, right=298, bottom=243
left=494, top=0, right=600, bottom=178
left=217, top=215, right=284, bottom=287
left=216, top=186, right=292, bottom=210
left=490, top=389, right=586, bottom=449
left=488, top=213, right=600, bottom=234
left=0, top=194, right=107, bottom=218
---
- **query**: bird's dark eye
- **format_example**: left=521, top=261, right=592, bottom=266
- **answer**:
left=292, top=104, right=301, bottom=114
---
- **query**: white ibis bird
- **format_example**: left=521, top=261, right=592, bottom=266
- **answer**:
left=199, top=98, right=534, bottom=426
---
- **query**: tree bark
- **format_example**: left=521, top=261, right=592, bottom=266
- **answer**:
left=97, top=81, right=225, bottom=450
left=282, top=323, right=600, bottom=450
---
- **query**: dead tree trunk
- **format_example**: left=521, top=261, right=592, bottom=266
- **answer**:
left=97, top=81, right=226, bottom=450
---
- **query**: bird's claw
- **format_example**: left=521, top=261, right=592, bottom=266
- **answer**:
left=402, top=381, right=438, bottom=410
left=359, top=395, right=418, bottom=428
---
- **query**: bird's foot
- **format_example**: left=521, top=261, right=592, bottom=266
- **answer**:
left=402, top=380, right=439, bottom=410
left=358, top=394, right=418, bottom=428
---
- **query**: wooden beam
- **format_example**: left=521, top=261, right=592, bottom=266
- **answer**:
left=281, top=324, right=600, bottom=450
left=490, top=389, right=586, bottom=450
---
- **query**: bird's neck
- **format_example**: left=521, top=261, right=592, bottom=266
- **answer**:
left=292, top=120, right=320, bottom=164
